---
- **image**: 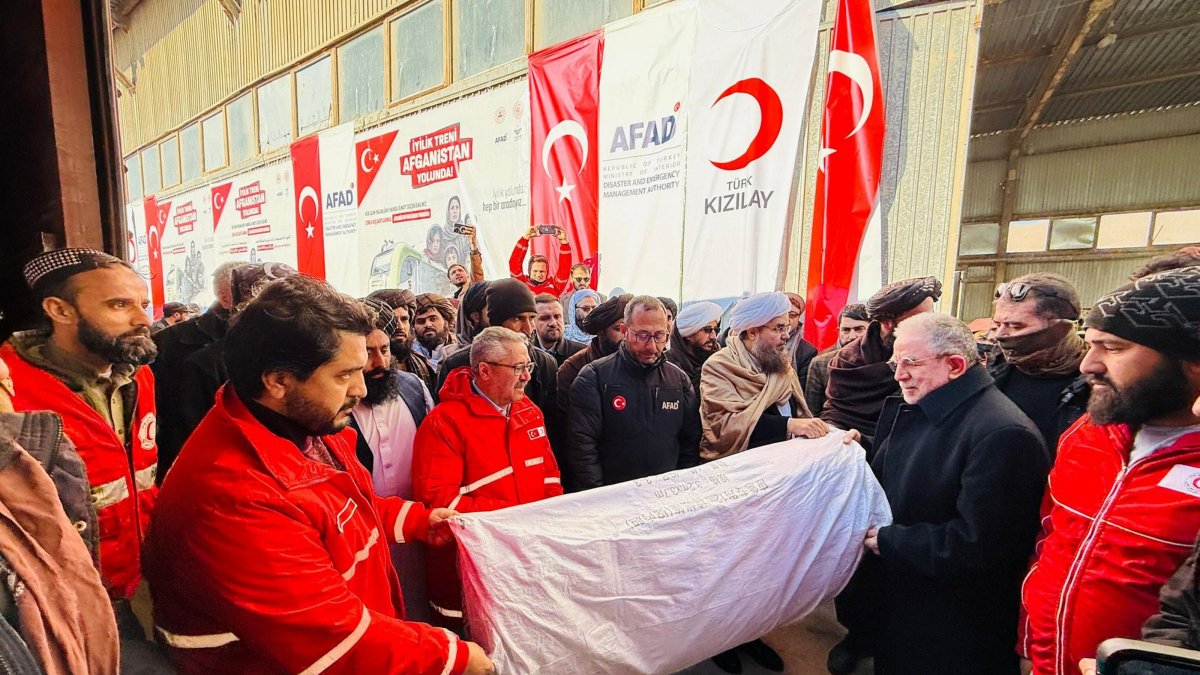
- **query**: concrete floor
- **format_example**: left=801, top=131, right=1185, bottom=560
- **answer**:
left=674, top=600, right=873, bottom=675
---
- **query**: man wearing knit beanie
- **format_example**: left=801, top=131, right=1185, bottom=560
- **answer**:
left=434, top=279, right=559, bottom=428
left=1021, top=266, right=1200, bottom=675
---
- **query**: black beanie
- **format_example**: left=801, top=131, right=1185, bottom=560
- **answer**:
left=1085, top=265, right=1200, bottom=361
left=486, top=279, right=536, bottom=326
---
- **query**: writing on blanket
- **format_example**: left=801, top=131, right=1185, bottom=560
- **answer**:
left=624, top=478, right=769, bottom=530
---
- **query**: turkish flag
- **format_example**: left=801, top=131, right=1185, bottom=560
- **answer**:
left=290, top=135, right=326, bottom=279
left=355, top=129, right=398, bottom=205
left=211, top=182, right=232, bottom=231
left=528, top=30, right=603, bottom=282
left=804, top=0, right=885, bottom=350
left=143, top=196, right=166, bottom=314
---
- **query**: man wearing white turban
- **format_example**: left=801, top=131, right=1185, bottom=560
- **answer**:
left=698, top=295, right=834, bottom=673
left=665, top=301, right=724, bottom=390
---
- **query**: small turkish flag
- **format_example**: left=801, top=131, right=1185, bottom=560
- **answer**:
left=355, top=130, right=398, bottom=206
left=804, top=0, right=885, bottom=350
left=290, top=135, right=326, bottom=279
left=211, top=182, right=232, bottom=231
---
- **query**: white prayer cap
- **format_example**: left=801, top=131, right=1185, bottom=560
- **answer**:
left=675, top=301, right=724, bottom=337
left=727, top=292, right=791, bottom=335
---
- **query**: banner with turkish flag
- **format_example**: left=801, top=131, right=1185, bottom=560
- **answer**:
left=212, top=162, right=297, bottom=269
left=804, top=0, right=885, bottom=350
left=528, top=30, right=603, bottom=283
left=145, top=189, right=218, bottom=309
left=681, top=0, right=820, bottom=302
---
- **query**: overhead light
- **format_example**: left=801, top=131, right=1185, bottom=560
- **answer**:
left=1097, top=33, right=1117, bottom=49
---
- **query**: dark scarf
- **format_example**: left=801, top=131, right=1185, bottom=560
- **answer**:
left=823, top=320, right=897, bottom=438
left=995, top=321, right=1087, bottom=377
left=665, top=326, right=712, bottom=390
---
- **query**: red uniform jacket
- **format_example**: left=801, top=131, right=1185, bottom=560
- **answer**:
left=1019, top=416, right=1200, bottom=674
left=143, top=385, right=468, bottom=675
left=413, top=367, right=563, bottom=624
left=0, top=342, right=157, bottom=600
left=508, top=238, right=573, bottom=297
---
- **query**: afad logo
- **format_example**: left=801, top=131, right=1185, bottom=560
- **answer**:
left=609, top=102, right=679, bottom=154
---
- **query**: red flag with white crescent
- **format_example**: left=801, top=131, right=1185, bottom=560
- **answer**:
left=804, top=0, right=885, bottom=350
left=290, top=135, right=326, bottom=278
left=211, top=182, right=232, bottom=231
left=143, top=196, right=166, bottom=314
left=528, top=30, right=603, bottom=282
left=355, top=130, right=398, bottom=206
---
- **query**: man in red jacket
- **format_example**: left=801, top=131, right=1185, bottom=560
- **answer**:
left=144, top=275, right=494, bottom=675
left=509, top=225, right=573, bottom=295
left=1019, top=265, right=1200, bottom=675
left=0, top=248, right=168, bottom=669
left=413, top=326, right=564, bottom=633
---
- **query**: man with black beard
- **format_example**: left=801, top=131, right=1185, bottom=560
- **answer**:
left=0, top=248, right=170, bottom=670
left=989, top=273, right=1090, bottom=456
left=368, top=288, right=438, bottom=394
left=1019, top=266, right=1200, bottom=675
left=412, top=293, right=458, bottom=369
left=665, top=300, right=724, bottom=391
left=350, top=298, right=434, bottom=622
left=556, top=294, right=632, bottom=431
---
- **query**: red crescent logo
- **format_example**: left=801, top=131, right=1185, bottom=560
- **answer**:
left=1190, top=475, right=1200, bottom=491
left=612, top=395, right=627, bottom=411
left=709, top=77, right=784, bottom=171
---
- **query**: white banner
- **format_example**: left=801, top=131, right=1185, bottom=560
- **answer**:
left=211, top=162, right=296, bottom=269
left=157, top=188, right=217, bottom=308
left=454, top=434, right=891, bottom=674
left=351, top=81, right=530, bottom=298
left=681, top=0, right=820, bottom=302
left=124, top=200, right=151, bottom=286
left=597, top=0, right=697, bottom=298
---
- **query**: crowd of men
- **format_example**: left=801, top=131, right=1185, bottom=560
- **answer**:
left=0, top=241, right=1197, bottom=675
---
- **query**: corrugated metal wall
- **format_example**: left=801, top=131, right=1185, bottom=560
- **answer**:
left=785, top=0, right=982, bottom=293
left=963, top=104, right=1200, bottom=221
left=114, top=0, right=403, bottom=151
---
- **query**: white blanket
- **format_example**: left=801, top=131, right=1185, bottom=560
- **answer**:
left=450, top=434, right=892, bottom=674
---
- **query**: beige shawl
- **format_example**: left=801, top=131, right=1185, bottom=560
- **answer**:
left=699, top=335, right=810, bottom=460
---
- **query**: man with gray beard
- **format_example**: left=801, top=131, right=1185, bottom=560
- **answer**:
left=0, top=248, right=170, bottom=670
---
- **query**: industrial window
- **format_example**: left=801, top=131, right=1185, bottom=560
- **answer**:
left=392, top=0, right=445, bottom=101
left=141, top=145, right=161, bottom=195
left=1152, top=209, right=1200, bottom=246
left=1006, top=219, right=1049, bottom=253
left=958, top=222, right=999, bottom=256
left=297, top=55, right=334, bottom=137
left=454, top=0, right=525, bottom=81
left=1048, top=217, right=1096, bottom=251
left=536, top=0, right=631, bottom=49
left=227, top=93, right=256, bottom=164
left=1096, top=211, right=1151, bottom=249
left=180, top=123, right=201, bottom=182
left=124, top=155, right=142, bottom=201
left=258, top=75, right=292, bottom=152
left=202, top=111, right=227, bottom=171
left=159, top=135, right=180, bottom=187
left=339, top=27, right=385, bottom=121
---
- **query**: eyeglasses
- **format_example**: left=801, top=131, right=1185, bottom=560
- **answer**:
left=765, top=323, right=790, bottom=335
left=787, top=311, right=802, bottom=320
left=631, top=330, right=670, bottom=344
left=484, top=361, right=536, bottom=375
left=697, top=326, right=718, bottom=335
left=572, top=276, right=591, bottom=283
left=886, top=354, right=949, bottom=372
